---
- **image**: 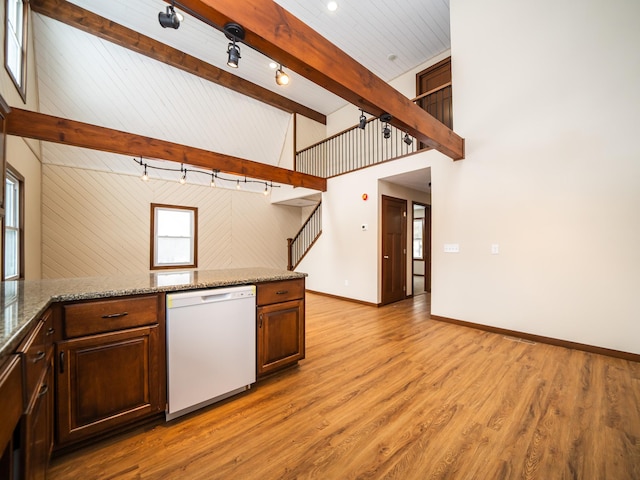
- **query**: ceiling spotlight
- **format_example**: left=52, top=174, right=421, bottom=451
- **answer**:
left=236, top=180, right=241, bottom=190
left=179, top=171, right=187, bottom=184
left=275, top=64, right=290, bottom=86
left=383, top=125, right=391, bottom=139
left=158, top=3, right=181, bottom=29
left=263, top=184, right=269, bottom=196
left=141, top=164, right=149, bottom=182
left=210, top=172, right=216, bottom=188
left=404, top=133, right=413, bottom=145
left=358, top=110, right=367, bottom=129
left=223, top=23, right=245, bottom=69
left=327, top=1, right=338, bottom=12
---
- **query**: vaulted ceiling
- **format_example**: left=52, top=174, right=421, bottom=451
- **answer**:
left=24, top=0, right=453, bottom=192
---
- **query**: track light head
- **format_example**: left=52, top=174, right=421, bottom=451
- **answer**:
left=158, top=5, right=180, bottom=29
left=404, top=133, right=413, bottom=145
left=383, top=126, right=391, bottom=139
left=223, top=23, right=245, bottom=68
left=358, top=110, right=367, bottom=129
left=227, top=42, right=241, bottom=68
left=275, top=65, right=290, bottom=86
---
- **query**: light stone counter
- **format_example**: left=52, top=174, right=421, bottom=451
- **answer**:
left=0, top=268, right=306, bottom=362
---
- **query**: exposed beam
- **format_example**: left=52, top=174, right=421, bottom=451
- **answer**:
left=6, top=108, right=327, bottom=191
left=174, top=0, right=465, bottom=160
left=29, top=0, right=326, bottom=125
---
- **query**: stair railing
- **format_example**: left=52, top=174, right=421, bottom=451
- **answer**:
left=287, top=201, right=322, bottom=271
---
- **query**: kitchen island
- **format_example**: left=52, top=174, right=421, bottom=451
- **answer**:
left=0, top=267, right=305, bottom=361
left=0, top=268, right=306, bottom=478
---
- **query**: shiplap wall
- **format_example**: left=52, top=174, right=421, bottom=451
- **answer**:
left=42, top=164, right=301, bottom=278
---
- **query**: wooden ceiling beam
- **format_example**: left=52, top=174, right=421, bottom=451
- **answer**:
left=29, top=0, right=326, bottom=125
left=173, top=0, right=465, bottom=160
left=6, top=108, right=327, bottom=191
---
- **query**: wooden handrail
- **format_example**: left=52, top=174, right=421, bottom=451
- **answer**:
left=411, top=82, right=452, bottom=103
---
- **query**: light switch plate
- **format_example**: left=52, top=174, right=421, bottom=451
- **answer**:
left=444, top=243, right=460, bottom=253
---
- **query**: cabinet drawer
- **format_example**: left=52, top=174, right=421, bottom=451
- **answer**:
left=63, top=295, right=159, bottom=338
left=256, top=279, right=304, bottom=306
left=18, top=320, right=48, bottom=406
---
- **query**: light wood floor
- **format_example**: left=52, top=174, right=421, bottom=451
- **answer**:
left=49, top=293, right=640, bottom=479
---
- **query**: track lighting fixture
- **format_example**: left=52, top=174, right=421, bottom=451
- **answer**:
left=404, top=133, right=413, bottom=146
left=179, top=171, right=187, bottom=184
left=236, top=180, right=241, bottom=190
left=358, top=110, right=367, bottom=129
left=223, top=23, right=245, bottom=69
left=263, top=184, right=269, bottom=196
left=380, top=113, right=392, bottom=140
left=275, top=64, right=290, bottom=86
left=141, top=164, right=149, bottom=181
left=158, top=2, right=181, bottom=29
left=210, top=172, right=216, bottom=188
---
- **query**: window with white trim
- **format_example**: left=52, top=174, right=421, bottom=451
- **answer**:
left=150, top=204, right=198, bottom=270
left=5, top=0, right=27, bottom=100
left=4, top=169, right=22, bottom=280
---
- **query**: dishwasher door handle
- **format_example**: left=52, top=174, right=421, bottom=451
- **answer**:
left=200, top=292, right=233, bottom=303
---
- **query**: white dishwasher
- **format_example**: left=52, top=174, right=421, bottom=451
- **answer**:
left=166, top=285, right=256, bottom=421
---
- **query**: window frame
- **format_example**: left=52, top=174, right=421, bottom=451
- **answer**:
left=4, top=165, right=24, bottom=280
left=4, top=0, right=28, bottom=102
left=150, top=203, right=198, bottom=270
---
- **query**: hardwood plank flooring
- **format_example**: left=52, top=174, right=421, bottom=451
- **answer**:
left=48, top=293, right=640, bottom=479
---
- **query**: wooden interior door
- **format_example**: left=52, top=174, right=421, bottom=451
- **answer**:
left=381, top=195, right=407, bottom=305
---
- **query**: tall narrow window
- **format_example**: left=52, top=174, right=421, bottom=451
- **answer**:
left=150, top=204, right=198, bottom=270
left=4, top=168, right=23, bottom=280
left=5, top=0, right=27, bottom=101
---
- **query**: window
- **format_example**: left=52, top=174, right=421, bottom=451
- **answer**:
left=4, top=168, right=23, bottom=280
left=5, top=0, right=28, bottom=101
left=413, top=218, right=423, bottom=259
left=150, top=204, right=198, bottom=270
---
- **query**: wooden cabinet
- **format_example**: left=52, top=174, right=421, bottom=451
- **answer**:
left=0, top=355, right=23, bottom=480
left=17, top=308, right=55, bottom=480
left=56, top=294, right=165, bottom=447
left=256, top=279, right=305, bottom=377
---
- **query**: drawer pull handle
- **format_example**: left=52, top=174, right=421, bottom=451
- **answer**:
left=46, top=327, right=55, bottom=336
left=276, top=290, right=289, bottom=295
left=32, top=351, right=46, bottom=363
left=38, top=383, right=49, bottom=398
left=259, top=313, right=263, bottom=328
left=102, top=312, right=129, bottom=319
left=60, top=351, right=65, bottom=374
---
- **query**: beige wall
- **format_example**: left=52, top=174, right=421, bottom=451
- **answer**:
left=41, top=165, right=302, bottom=278
left=1, top=6, right=43, bottom=280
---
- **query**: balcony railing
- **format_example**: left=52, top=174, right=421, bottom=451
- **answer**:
left=295, top=83, right=451, bottom=178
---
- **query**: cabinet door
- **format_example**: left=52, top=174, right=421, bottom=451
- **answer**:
left=56, top=325, right=163, bottom=445
left=257, top=299, right=305, bottom=377
left=23, top=355, right=54, bottom=480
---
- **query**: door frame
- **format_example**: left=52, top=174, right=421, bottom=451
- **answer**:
left=411, top=201, right=431, bottom=295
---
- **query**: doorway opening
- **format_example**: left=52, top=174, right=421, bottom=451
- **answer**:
left=412, top=202, right=431, bottom=296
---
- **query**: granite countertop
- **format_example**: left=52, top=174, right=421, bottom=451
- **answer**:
left=0, top=268, right=306, bottom=363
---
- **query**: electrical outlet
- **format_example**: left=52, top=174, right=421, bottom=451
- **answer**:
left=444, top=243, right=460, bottom=253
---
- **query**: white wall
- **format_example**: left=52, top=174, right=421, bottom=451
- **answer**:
left=438, top=0, right=640, bottom=353
left=41, top=165, right=302, bottom=278
left=1, top=7, right=43, bottom=280
left=298, top=152, right=438, bottom=304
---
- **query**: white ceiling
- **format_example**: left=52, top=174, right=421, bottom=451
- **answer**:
left=33, top=0, right=450, bottom=193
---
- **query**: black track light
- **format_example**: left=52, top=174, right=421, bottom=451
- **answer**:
left=358, top=110, right=367, bottom=129
left=158, top=4, right=181, bottom=29
left=223, top=23, right=245, bottom=69
left=227, top=40, right=240, bottom=68
left=404, top=133, right=413, bottom=145
left=380, top=113, right=392, bottom=140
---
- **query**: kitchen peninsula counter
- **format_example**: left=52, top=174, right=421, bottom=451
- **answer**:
left=0, top=268, right=306, bottom=362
